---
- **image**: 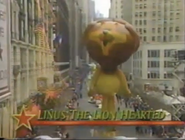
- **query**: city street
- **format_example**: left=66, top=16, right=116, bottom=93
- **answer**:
left=36, top=78, right=157, bottom=139
left=66, top=79, right=143, bottom=139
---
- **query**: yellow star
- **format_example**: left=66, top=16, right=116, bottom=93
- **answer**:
left=12, top=105, right=36, bottom=130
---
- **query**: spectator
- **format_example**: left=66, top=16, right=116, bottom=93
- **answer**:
left=133, top=102, right=138, bottom=112
left=65, top=132, right=69, bottom=138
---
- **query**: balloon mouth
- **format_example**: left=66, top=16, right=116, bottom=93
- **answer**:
left=100, top=36, right=114, bottom=46
left=102, top=40, right=109, bottom=46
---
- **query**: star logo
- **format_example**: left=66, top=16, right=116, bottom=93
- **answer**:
left=12, top=105, right=36, bottom=130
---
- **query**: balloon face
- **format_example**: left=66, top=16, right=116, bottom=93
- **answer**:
left=83, top=19, right=140, bottom=71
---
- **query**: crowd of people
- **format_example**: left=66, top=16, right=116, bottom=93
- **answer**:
left=117, top=95, right=184, bottom=138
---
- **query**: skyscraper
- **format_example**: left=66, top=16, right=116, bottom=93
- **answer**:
left=109, top=0, right=184, bottom=92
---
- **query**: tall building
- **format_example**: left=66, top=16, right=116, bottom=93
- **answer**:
left=74, top=0, right=95, bottom=64
left=8, top=0, right=55, bottom=137
left=68, top=0, right=85, bottom=68
left=109, top=0, right=133, bottom=76
left=79, top=0, right=95, bottom=24
left=95, top=11, right=104, bottom=18
left=110, top=0, right=184, bottom=92
left=0, top=0, right=12, bottom=138
left=52, top=0, right=95, bottom=76
left=89, top=0, right=96, bottom=21
left=109, top=0, right=133, bottom=22
left=52, top=0, right=71, bottom=79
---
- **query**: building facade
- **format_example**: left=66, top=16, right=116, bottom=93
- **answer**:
left=0, top=0, right=12, bottom=138
left=109, top=0, right=185, bottom=112
left=109, top=0, right=184, bottom=89
left=78, top=0, right=96, bottom=64
left=53, top=0, right=93, bottom=72
left=9, top=0, right=55, bottom=137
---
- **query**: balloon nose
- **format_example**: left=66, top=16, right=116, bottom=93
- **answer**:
left=103, top=30, right=109, bottom=35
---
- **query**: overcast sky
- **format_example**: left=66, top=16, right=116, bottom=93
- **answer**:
left=94, top=0, right=110, bottom=17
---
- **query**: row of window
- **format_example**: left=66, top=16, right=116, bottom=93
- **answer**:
left=148, top=50, right=175, bottom=58
left=135, top=1, right=181, bottom=9
left=147, top=72, right=160, bottom=79
left=141, top=35, right=180, bottom=42
left=133, top=51, right=142, bottom=59
left=133, top=69, right=142, bottom=77
left=148, top=61, right=160, bottom=68
left=147, top=61, right=173, bottom=68
left=147, top=72, right=173, bottom=79
left=133, top=61, right=142, bottom=68
left=136, top=27, right=180, bottom=33
left=148, top=50, right=160, bottom=57
left=11, top=1, right=53, bottom=45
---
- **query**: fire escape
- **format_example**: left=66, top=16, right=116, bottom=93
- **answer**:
left=170, top=49, right=185, bottom=120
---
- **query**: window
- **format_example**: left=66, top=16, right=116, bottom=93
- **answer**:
left=170, top=35, right=173, bottom=41
left=152, top=28, right=155, bottom=33
left=148, top=61, right=160, bottom=68
left=28, top=25, right=33, bottom=44
left=18, top=10, right=26, bottom=41
left=144, top=20, right=147, bottom=25
left=152, top=3, right=156, bottom=8
left=158, top=11, right=161, bottom=16
left=169, top=27, right=173, bottom=32
left=140, top=71, right=142, bottom=77
left=139, top=28, right=142, bottom=33
left=164, top=73, right=173, bottom=79
left=139, top=12, right=142, bottom=17
left=144, top=12, right=147, bottom=16
left=14, top=79, right=18, bottom=99
left=148, top=50, right=160, bottom=57
left=143, top=29, right=146, bottom=33
left=163, top=36, right=166, bottom=42
left=164, top=50, right=171, bottom=57
left=164, top=27, right=166, bottom=33
left=152, top=11, right=156, bottom=16
left=144, top=4, right=146, bottom=8
left=175, top=27, right=179, bottom=32
left=148, top=72, right=160, bottom=79
left=157, top=36, right=161, bottom=42
left=140, top=61, right=142, bottom=67
left=139, top=4, right=142, bottom=9
left=139, top=20, right=142, bottom=25
left=143, top=36, right=146, bottom=41
left=135, top=20, right=138, bottom=25
left=164, top=61, right=173, bottom=68
left=158, top=28, right=161, bottom=33
left=13, top=47, right=16, bottom=64
left=152, top=36, right=155, bottom=41
left=148, top=61, right=151, bottom=67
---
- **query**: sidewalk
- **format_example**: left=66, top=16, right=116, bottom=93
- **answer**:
left=37, top=87, right=74, bottom=136
left=58, top=88, right=74, bottom=109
